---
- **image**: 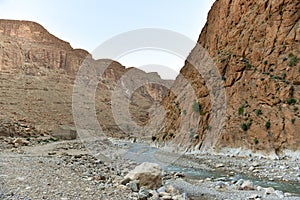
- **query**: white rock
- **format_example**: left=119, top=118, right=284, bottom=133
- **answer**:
left=124, top=162, right=162, bottom=189
left=275, top=190, right=284, bottom=198
left=157, top=186, right=165, bottom=193
left=249, top=166, right=255, bottom=171
left=13, top=138, right=29, bottom=146
left=159, top=192, right=171, bottom=197
left=216, top=163, right=225, bottom=168
left=165, top=184, right=179, bottom=195
left=174, top=172, right=185, bottom=178
left=116, top=185, right=127, bottom=190
left=284, top=192, right=292, bottom=197
left=256, top=186, right=263, bottom=191
left=172, top=195, right=185, bottom=200
left=236, top=179, right=244, bottom=186
left=241, top=180, right=255, bottom=190
left=252, top=161, right=260, bottom=167
left=248, top=193, right=260, bottom=199
left=264, top=187, right=275, bottom=195
left=205, top=178, right=212, bottom=181
left=161, top=195, right=172, bottom=200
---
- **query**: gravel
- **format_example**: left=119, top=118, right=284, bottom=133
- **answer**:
left=0, top=138, right=300, bottom=200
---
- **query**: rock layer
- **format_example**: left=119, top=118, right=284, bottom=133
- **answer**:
left=0, top=19, right=170, bottom=138
left=158, top=0, right=300, bottom=154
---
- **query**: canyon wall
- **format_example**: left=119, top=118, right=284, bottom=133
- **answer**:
left=0, top=19, right=170, bottom=138
left=158, top=0, right=300, bottom=155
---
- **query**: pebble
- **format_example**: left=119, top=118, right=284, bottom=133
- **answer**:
left=248, top=193, right=261, bottom=199
left=216, top=163, right=225, bottom=168
left=275, top=190, right=284, bottom=198
left=235, top=179, right=244, bottom=186
left=264, top=187, right=275, bottom=195
left=249, top=166, right=255, bottom=171
left=160, top=195, right=172, bottom=200
left=241, top=180, right=255, bottom=190
left=256, top=186, right=263, bottom=191
left=159, top=192, right=171, bottom=197
left=252, top=161, right=260, bottom=167
left=1, top=139, right=300, bottom=200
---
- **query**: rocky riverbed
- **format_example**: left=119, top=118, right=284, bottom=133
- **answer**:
left=0, top=137, right=299, bottom=200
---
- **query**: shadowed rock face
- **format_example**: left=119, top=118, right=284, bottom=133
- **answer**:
left=0, top=19, right=170, bottom=138
left=158, top=0, right=300, bottom=154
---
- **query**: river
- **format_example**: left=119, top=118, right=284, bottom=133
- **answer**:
left=113, top=140, right=300, bottom=195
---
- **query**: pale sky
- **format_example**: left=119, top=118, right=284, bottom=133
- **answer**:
left=0, top=0, right=215, bottom=79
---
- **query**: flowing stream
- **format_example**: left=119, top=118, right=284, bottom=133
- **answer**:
left=114, top=140, right=300, bottom=195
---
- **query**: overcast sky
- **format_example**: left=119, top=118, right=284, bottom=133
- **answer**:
left=0, top=0, right=215, bottom=79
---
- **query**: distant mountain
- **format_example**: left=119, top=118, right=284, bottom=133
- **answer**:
left=0, top=19, right=171, bottom=138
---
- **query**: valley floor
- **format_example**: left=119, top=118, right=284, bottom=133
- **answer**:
left=0, top=138, right=299, bottom=200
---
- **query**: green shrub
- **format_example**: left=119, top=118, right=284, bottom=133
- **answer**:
left=245, top=62, right=252, bottom=70
left=241, top=123, right=248, bottom=131
left=241, top=121, right=252, bottom=131
left=287, top=98, right=297, bottom=105
left=238, top=107, right=244, bottom=115
left=265, top=121, right=271, bottom=129
left=291, top=118, right=296, bottom=124
left=288, top=53, right=300, bottom=67
left=192, top=100, right=201, bottom=113
left=253, top=138, right=259, bottom=145
left=255, top=109, right=262, bottom=116
left=182, top=110, right=187, bottom=115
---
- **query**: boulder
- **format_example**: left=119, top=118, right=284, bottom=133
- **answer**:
left=264, top=187, right=275, bottom=195
left=241, top=180, right=255, bottom=190
left=13, top=138, right=29, bottom=146
left=124, top=162, right=162, bottom=189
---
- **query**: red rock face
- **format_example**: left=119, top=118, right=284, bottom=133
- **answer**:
left=159, top=0, right=300, bottom=154
left=0, top=20, right=89, bottom=74
left=0, top=19, right=170, bottom=137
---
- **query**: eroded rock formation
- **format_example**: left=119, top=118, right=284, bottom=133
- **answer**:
left=0, top=19, right=170, bottom=138
left=158, top=0, right=300, bottom=155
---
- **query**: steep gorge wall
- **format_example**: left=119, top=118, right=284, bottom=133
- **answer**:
left=158, top=0, right=300, bottom=155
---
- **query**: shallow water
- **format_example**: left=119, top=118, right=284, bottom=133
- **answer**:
left=115, top=140, right=300, bottom=195
left=166, top=165, right=300, bottom=195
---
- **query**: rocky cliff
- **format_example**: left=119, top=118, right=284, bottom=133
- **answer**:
left=0, top=19, right=170, bottom=138
left=158, top=0, right=300, bottom=155
left=0, top=19, right=89, bottom=74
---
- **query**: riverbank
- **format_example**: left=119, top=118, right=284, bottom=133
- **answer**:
left=0, top=137, right=299, bottom=199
